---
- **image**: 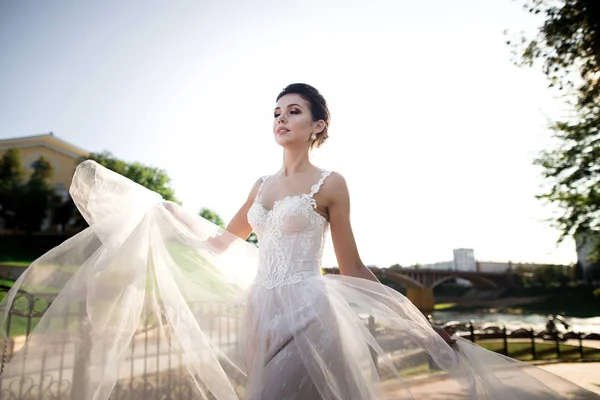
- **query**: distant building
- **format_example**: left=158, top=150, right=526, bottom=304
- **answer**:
left=453, top=248, right=476, bottom=271
left=476, top=261, right=512, bottom=273
left=423, top=260, right=455, bottom=270
left=421, top=248, right=569, bottom=273
left=476, top=261, right=569, bottom=273
left=422, top=248, right=477, bottom=271
left=0, top=133, right=88, bottom=199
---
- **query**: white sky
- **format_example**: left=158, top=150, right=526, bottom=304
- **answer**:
left=0, top=0, right=576, bottom=267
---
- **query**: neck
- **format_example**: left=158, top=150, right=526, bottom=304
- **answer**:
left=281, top=147, right=311, bottom=176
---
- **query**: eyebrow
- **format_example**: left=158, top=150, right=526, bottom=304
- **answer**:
left=274, top=103, right=304, bottom=110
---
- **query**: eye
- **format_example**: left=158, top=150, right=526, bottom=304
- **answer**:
left=274, top=113, right=281, bottom=118
left=290, top=109, right=300, bottom=114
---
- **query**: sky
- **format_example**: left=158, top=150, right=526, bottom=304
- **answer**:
left=0, top=0, right=577, bottom=268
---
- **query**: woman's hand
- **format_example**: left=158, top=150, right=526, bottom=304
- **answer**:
left=162, top=201, right=182, bottom=218
left=162, top=201, right=199, bottom=234
left=432, top=325, right=457, bottom=346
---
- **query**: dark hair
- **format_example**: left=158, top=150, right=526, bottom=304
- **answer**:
left=277, top=83, right=331, bottom=148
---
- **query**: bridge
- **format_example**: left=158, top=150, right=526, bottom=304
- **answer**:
left=322, top=266, right=515, bottom=313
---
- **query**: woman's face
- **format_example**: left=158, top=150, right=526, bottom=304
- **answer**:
left=273, top=93, right=320, bottom=148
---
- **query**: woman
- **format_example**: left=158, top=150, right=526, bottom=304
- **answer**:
left=0, top=84, right=597, bottom=399
left=164, top=83, right=457, bottom=399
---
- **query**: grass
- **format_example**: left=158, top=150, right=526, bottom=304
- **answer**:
left=3, top=315, right=41, bottom=338
left=0, top=279, right=15, bottom=287
left=478, top=340, right=600, bottom=361
left=434, top=303, right=458, bottom=311
left=0, top=261, right=31, bottom=268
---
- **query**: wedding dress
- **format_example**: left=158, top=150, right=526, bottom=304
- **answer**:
left=0, top=160, right=597, bottom=399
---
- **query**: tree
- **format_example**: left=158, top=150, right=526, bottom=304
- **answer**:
left=0, top=148, right=24, bottom=229
left=52, top=198, right=77, bottom=232
left=574, top=261, right=585, bottom=280
left=199, top=208, right=225, bottom=229
left=17, top=157, right=56, bottom=233
left=199, top=207, right=259, bottom=246
left=509, top=0, right=600, bottom=259
left=514, top=264, right=575, bottom=288
left=51, top=151, right=178, bottom=232
left=246, top=232, right=259, bottom=247
left=84, top=152, right=177, bottom=201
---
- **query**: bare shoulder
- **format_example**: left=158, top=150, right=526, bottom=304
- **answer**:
left=246, top=176, right=267, bottom=201
left=321, top=171, right=350, bottom=205
left=324, top=171, right=347, bottom=190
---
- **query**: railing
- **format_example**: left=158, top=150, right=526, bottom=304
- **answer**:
left=0, top=286, right=245, bottom=400
left=443, top=319, right=600, bottom=361
left=1, top=285, right=599, bottom=399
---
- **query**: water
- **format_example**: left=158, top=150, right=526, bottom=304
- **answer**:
left=432, top=310, right=600, bottom=334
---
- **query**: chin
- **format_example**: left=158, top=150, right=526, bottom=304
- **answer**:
left=274, top=136, right=289, bottom=147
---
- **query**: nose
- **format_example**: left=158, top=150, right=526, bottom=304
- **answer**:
left=276, top=113, right=286, bottom=123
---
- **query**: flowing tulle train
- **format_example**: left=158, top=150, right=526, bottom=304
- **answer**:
left=0, top=160, right=597, bottom=400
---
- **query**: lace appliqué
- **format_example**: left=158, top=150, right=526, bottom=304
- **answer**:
left=247, top=170, right=332, bottom=291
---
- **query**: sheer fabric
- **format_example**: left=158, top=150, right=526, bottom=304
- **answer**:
left=0, top=160, right=597, bottom=399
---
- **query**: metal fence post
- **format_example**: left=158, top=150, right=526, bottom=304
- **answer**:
left=530, top=328, right=536, bottom=360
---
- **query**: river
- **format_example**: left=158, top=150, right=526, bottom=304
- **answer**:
left=432, top=310, right=600, bottom=334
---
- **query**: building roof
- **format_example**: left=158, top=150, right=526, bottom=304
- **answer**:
left=0, top=132, right=88, bottom=159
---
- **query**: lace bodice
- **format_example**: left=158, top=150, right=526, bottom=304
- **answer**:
left=247, top=171, right=332, bottom=290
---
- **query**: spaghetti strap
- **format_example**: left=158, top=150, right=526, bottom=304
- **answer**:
left=255, top=175, right=270, bottom=201
left=308, top=170, right=332, bottom=198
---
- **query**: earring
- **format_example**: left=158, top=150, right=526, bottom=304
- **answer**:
left=311, top=133, right=317, bottom=140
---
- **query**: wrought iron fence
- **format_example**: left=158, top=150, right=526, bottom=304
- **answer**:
left=1, top=284, right=599, bottom=399
left=444, top=320, right=600, bottom=360
left=0, top=285, right=247, bottom=400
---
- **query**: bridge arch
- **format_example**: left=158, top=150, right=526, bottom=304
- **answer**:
left=321, top=267, right=424, bottom=288
left=377, top=268, right=424, bottom=288
left=430, top=274, right=498, bottom=289
left=321, top=267, right=508, bottom=313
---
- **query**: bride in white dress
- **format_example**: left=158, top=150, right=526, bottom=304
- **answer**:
left=0, top=83, right=598, bottom=399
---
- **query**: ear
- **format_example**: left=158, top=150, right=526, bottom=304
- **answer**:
left=314, top=120, right=326, bottom=135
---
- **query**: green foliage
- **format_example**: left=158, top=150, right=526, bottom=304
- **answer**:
left=0, top=148, right=24, bottom=229
left=199, top=208, right=225, bottom=229
left=198, top=208, right=259, bottom=246
left=0, top=151, right=56, bottom=232
left=0, top=149, right=181, bottom=233
left=574, top=262, right=585, bottom=280
left=509, top=0, right=600, bottom=259
left=0, top=148, right=24, bottom=190
left=30, top=157, right=53, bottom=181
left=514, top=264, right=575, bottom=288
left=17, top=157, right=57, bottom=233
left=52, top=198, right=78, bottom=231
left=587, top=261, right=600, bottom=282
left=246, top=232, right=258, bottom=247
left=84, top=151, right=177, bottom=201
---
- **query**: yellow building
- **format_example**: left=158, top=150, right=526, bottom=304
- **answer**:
left=0, top=133, right=88, bottom=197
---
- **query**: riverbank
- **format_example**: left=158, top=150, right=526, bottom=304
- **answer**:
left=437, top=286, right=600, bottom=318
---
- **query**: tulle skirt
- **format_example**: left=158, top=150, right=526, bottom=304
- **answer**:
left=0, top=160, right=597, bottom=399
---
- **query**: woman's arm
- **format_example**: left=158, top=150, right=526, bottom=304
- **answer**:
left=326, top=173, right=378, bottom=282
left=225, top=178, right=263, bottom=240
left=326, top=173, right=456, bottom=346
left=163, top=178, right=262, bottom=252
